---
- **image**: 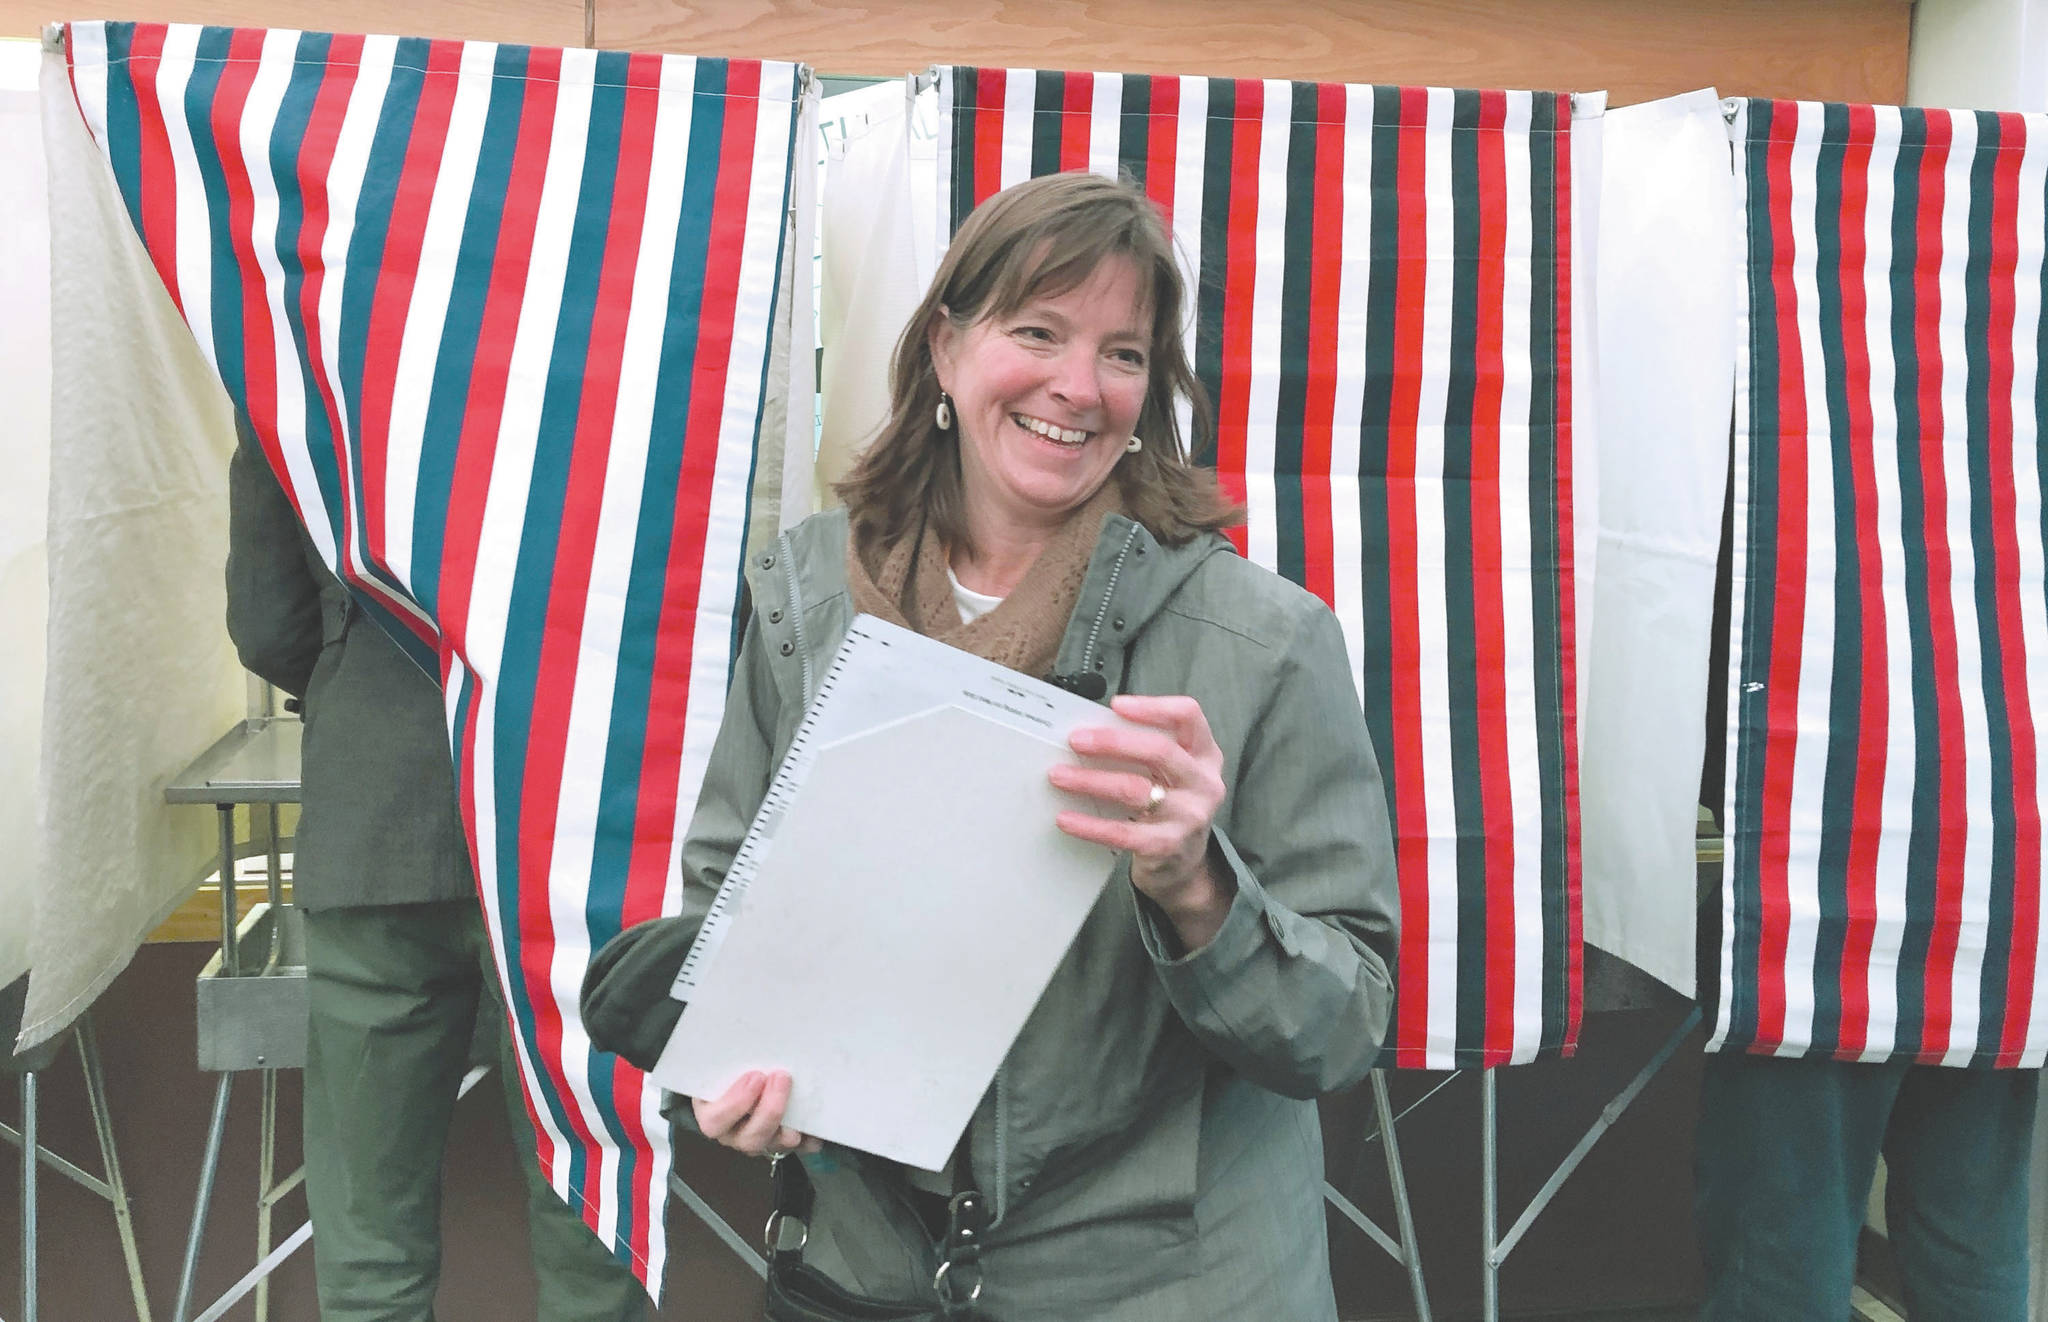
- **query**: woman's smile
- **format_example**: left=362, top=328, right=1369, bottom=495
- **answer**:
left=1011, top=412, right=1094, bottom=447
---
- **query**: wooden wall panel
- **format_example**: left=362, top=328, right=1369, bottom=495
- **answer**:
left=0, top=0, right=585, bottom=47
left=4, top=0, right=1910, bottom=107
left=597, top=0, right=1911, bottom=107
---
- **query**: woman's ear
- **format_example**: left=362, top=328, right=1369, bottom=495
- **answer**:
left=927, top=304, right=958, bottom=391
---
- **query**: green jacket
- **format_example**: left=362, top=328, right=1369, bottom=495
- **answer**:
left=224, top=422, right=474, bottom=911
left=586, top=505, right=1398, bottom=1320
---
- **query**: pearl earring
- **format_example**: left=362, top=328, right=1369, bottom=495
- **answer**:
left=1125, top=434, right=1144, bottom=454
left=935, top=393, right=954, bottom=431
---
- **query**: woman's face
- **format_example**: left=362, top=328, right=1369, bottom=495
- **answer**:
left=931, top=255, right=1152, bottom=542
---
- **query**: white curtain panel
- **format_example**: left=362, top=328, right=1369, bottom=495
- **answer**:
left=20, top=48, right=244, bottom=1051
left=0, top=39, right=49, bottom=994
left=776, top=82, right=821, bottom=530
left=1579, top=88, right=1739, bottom=995
left=1575, top=92, right=1608, bottom=731
left=815, top=78, right=940, bottom=505
left=744, top=82, right=822, bottom=548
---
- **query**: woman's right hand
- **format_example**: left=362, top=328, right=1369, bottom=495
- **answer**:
left=692, top=1069, right=822, bottom=1157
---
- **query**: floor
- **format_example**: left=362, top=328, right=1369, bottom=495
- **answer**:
left=6, top=943, right=1933, bottom=1322
left=1346, top=1294, right=1900, bottom=1321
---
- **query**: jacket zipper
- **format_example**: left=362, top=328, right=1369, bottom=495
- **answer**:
left=779, top=530, right=815, bottom=708
left=1079, top=523, right=1143, bottom=680
left=990, top=1065, right=1010, bottom=1228
left=982, top=523, right=1141, bottom=1231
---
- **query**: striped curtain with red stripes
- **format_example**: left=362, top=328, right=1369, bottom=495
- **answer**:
left=62, top=20, right=803, bottom=1283
left=938, top=67, right=1583, bottom=1069
left=1719, top=99, right=2048, bottom=1067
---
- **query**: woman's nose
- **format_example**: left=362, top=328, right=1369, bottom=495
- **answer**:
left=1047, top=350, right=1103, bottom=409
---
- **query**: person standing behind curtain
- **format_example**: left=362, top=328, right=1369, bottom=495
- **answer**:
left=1692, top=1049, right=2037, bottom=1321
left=224, top=418, right=649, bottom=1322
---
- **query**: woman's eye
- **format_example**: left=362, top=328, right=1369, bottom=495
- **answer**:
left=1111, top=349, right=1147, bottom=369
left=1011, top=325, right=1054, bottom=343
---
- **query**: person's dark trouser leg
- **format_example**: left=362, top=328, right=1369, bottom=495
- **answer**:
left=1882, top=1065, right=2039, bottom=1322
left=304, top=903, right=479, bottom=1322
left=463, top=917, right=651, bottom=1322
left=1694, top=1051, right=1905, bottom=1322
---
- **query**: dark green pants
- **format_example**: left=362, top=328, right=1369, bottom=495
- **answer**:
left=1695, top=1051, right=2038, bottom=1322
left=303, top=902, right=650, bottom=1322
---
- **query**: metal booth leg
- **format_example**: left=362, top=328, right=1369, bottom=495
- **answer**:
left=76, top=1015, right=153, bottom=1322
left=1320, top=1068, right=1436, bottom=1321
left=1480, top=1068, right=1499, bottom=1322
left=172, top=1071, right=236, bottom=1322
left=1472, top=1009, right=1701, bottom=1322
left=255, top=1070, right=277, bottom=1322
left=4, top=1020, right=152, bottom=1322
left=20, top=1066, right=36, bottom=1322
left=1371, top=1071, right=1431, bottom=1322
left=667, top=1172, right=768, bottom=1278
left=173, top=803, right=242, bottom=1322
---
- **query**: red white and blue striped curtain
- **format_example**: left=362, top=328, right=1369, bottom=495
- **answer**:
left=62, top=20, right=804, bottom=1282
left=1720, top=99, right=2048, bottom=1067
left=938, top=67, right=1583, bottom=1069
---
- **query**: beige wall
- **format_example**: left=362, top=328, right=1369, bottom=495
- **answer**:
left=1907, top=0, right=2048, bottom=111
left=3, top=0, right=1910, bottom=106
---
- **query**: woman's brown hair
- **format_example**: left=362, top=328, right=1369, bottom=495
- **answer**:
left=835, top=171, right=1243, bottom=552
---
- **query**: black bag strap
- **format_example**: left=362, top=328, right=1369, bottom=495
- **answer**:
left=932, top=1186, right=990, bottom=1311
left=766, top=1154, right=815, bottom=1268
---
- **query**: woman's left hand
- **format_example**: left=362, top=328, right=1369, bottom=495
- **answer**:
left=1051, top=693, right=1235, bottom=951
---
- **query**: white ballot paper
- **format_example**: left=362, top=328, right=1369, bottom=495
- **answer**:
left=653, top=615, right=1130, bottom=1170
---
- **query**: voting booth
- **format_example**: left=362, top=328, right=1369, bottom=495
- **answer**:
left=12, top=3, right=2047, bottom=1320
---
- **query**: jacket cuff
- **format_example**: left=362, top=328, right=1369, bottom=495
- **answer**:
left=579, top=916, right=696, bottom=1072
left=1134, top=826, right=1288, bottom=996
left=660, top=1090, right=704, bottom=1135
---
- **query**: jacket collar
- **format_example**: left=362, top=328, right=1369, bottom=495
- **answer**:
left=1049, top=514, right=1233, bottom=698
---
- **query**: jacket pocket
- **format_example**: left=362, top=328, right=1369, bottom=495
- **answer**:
left=1001, top=1070, right=1203, bottom=1239
left=318, top=587, right=354, bottom=648
left=978, top=1099, right=1204, bottom=1315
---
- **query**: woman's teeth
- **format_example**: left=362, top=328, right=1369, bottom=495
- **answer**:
left=1013, top=414, right=1091, bottom=446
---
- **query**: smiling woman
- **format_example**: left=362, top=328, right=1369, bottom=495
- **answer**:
left=836, top=172, right=1240, bottom=575
left=582, top=171, right=1400, bottom=1322
left=931, top=255, right=1153, bottom=593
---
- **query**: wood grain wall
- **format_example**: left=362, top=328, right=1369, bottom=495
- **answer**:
left=4, top=0, right=1911, bottom=107
left=598, top=0, right=1912, bottom=106
left=0, top=0, right=585, bottom=46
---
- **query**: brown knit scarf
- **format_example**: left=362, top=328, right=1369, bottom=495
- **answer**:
left=846, top=481, right=1126, bottom=679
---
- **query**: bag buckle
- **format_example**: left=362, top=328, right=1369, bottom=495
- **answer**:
left=763, top=1209, right=809, bottom=1255
left=763, top=1155, right=808, bottom=1257
left=932, top=1257, right=983, bottom=1306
